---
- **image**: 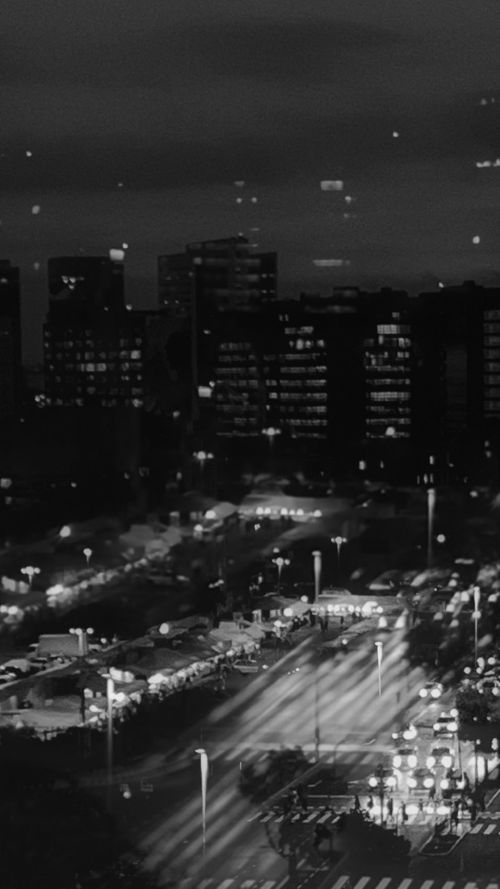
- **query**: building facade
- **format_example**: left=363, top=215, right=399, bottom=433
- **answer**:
left=0, top=261, right=22, bottom=417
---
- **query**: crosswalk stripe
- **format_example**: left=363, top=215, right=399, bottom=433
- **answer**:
left=441, top=882, right=455, bottom=889
left=374, top=880, right=392, bottom=889
left=317, top=812, right=332, bottom=823
left=484, top=824, right=497, bottom=835
left=395, top=879, right=413, bottom=889
left=420, top=882, right=434, bottom=889
left=260, top=813, right=273, bottom=823
left=304, top=811, right=319, bottom=822
left=241, top=882, right=255, bottom=888
left=260, top=882, right=275, bottom=889
left=216, top=881, right=233, bottom=889
left=469, top=824, right=482, bottom=834
left=352, top=877, right=371, bottom=889
left=274, top=815, right=284, bottom=823
left=198, top=881, right=212, bottom=889
left=331, top=878, right=349, bottom=889
left=464, top=883, right=479, bottom=889
left=291, top=813, right=302, bottom=822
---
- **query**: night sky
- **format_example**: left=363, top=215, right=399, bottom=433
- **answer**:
left=2, top=0, right=500, bottom=360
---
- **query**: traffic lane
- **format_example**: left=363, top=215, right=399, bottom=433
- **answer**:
left=128, top=631, right=424, bottom=881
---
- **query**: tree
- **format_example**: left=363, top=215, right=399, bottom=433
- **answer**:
left=456, top=685, right=493, bottom=726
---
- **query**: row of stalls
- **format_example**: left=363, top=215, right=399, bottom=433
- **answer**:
left=73, top=621, right=265, bottom=732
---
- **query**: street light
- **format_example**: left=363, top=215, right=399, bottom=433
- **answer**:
left=82, top=547, right=93, bottom=567
left=20, top=565, right=40, bottom=589
left=331, top=536, right=347, bottom=582
left=106, top=675, right=115, bottom=809
left=368, top=764, right=396, bottom=825
left=312, top=550, right=322, bottom=606
left=272, top=556, right=290, bottom=591
left=427, top=488, right=436, bottom=568
left=59, top=525, right=71, bottom=539
left=195, top=747, right=208, bottom=853
left=375, top=641, right=383, bottom=697
left=193, top=450, right=214, bottom=472
left=473, top=586, right=481, bottom=666
left=262, top=427, right=281, bottom=470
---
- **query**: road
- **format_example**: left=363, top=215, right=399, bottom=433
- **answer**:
left=86, top=618, right=429, bottom=888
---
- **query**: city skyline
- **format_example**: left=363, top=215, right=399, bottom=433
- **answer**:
left=2, top=0, right=500, bottom=361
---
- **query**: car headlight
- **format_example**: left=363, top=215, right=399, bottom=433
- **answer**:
left=433, top=723, right=441, bottom=732
left=407, top=776, right=417, bottom=789
left=419, top=688, right=428, bottom=698
left=426, top=756, right=436, bottom=769
left=393, top=755, right=402, bottom=768
left=408, top=755, right=417, bottom=769
left=431, top=687, right=441, bottom=698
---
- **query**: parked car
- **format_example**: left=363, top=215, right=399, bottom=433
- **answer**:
left=232, top=660, right=259, bottom=674
left=393, top=747, right=418, bottom=770
left=433, top=712, right=458, bottom=738
left=419, top=680, right=443, bottom=699
left=407, top=768, right=435, bottom=791
left=426, top=746, right=455, bottom=770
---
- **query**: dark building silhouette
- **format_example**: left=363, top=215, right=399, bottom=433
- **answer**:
left=416, top=280, right=500, bottom=482
left=0, top=261, right=22, bottom=417
left=158, top=236, right=277, bottom=318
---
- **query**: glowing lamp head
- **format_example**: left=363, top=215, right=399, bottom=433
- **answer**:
left=393, top=755, right=402, bottom=769
left=59, top=525, right=71, bottom=539
left=426, top=755, right=436, bottom=769
left=407, top=776, right=417, bottom=789
left=419, top=687, right=428, bottom=698
left=431, top=686, right=442, bottom=699
left=386, top=776, right=397, bottom=788
left=283, top=607, right=293, bottom=618
left=424, top=776, right=435, bottom=789
left=368, top=776, right=378, bottom=788
left=440, top=779, right=450, bottom=790
left=442, top=754, right=453, bottom=769
left=408, top=754, right=418, bottom=769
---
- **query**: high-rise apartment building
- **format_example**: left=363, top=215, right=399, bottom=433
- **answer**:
left=0, top=261, right=22, bottom=416
left=158, top=237, right=277, bottom=318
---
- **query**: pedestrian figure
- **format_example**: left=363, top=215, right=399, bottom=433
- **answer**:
left=324, top=613, right=329, bottom=629
left=340, top=615, right=345, bottom=628
left=282, top=795, right=292, bottom=816
left=354, top=793, right=361, bottom=812
left=367, top=794, right=374, bottom=811
left=428, top=784, right=436, bottom=801
left=387, top=797, right=394, bottom=818
left=297, top=783, right=308, bottom=812
left=470, top=802, right=477, bottom=822
left=401, top=802, right=408, bottom=823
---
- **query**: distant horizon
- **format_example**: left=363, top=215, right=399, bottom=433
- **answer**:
left=17, top=256, right=500, bottom=365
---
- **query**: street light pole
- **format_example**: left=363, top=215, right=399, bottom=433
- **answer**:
left=195, top=747, right=208, bottom=853
left=427, top=487, right=436, bottom=569
left=106, top=676, right=114, bottom=809
left=473, top=586, right=481, bottom=667
left=331, top=536, right=347, bottom=583
left=312, top=550, right=322, bottom=606
left=375, top=641, right=383, bottom=697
